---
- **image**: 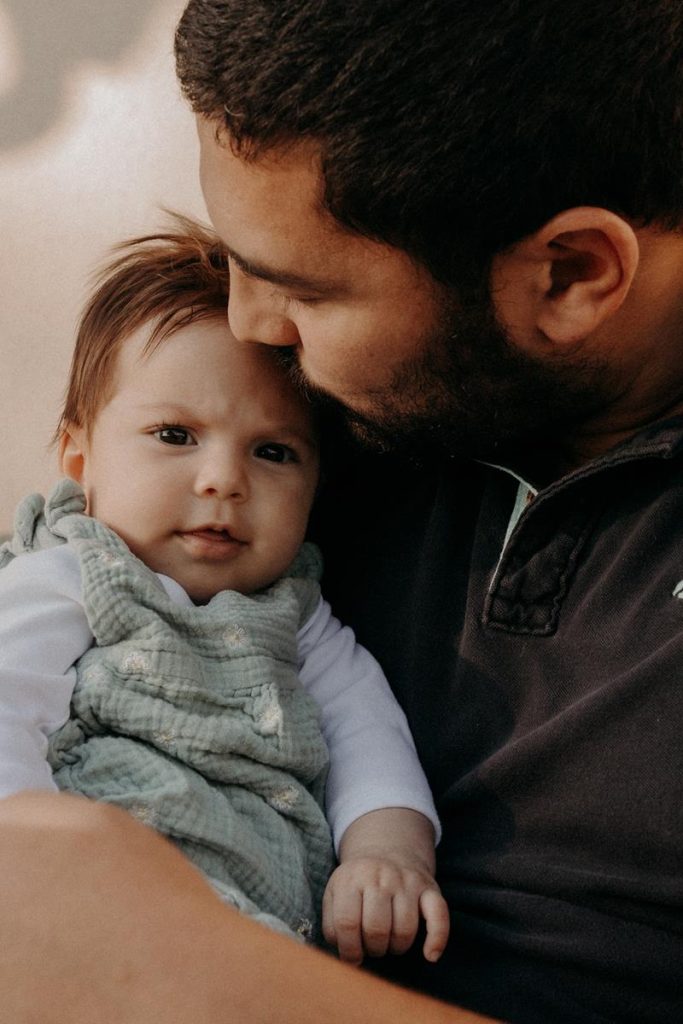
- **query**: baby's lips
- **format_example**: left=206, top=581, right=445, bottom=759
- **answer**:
left=183, top=525, right=247, bottom=544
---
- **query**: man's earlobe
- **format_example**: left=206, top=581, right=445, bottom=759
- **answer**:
left=492, top=207, right=640, bottom=349
left=59, top=427, right=86, bottom=484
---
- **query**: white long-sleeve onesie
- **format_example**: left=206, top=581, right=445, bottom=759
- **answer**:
left=0, top=545, right=439, bottom=851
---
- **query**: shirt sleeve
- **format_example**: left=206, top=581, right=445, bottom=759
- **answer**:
left=297, top=596, right=440, bottom=853
left=0, top=546, right=92, bottom=797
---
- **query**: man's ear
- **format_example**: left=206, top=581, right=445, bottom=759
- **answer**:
left=491, top=207, right=640, bottom=349
left=59, top=426, right=87, bottom=484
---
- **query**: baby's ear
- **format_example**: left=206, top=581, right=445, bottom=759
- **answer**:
left=59, top=426, right=87, bottom=484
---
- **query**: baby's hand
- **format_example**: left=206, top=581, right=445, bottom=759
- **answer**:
left=322, top=855, right=450, bottom=965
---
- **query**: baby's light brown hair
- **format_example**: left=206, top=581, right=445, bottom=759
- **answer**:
left=57, top=213, right=230, bottom=439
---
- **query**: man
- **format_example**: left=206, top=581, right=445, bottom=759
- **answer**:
left=0, top=1, right=681, bottom=1021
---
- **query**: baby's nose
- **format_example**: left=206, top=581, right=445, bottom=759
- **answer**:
left=194, top=456, right=248, bottom=502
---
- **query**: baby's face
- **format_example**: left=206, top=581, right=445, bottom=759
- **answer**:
left=63, top=318, right=319, bottom=602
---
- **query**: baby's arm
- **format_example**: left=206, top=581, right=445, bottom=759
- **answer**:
left=0, top=546, right=91, bottom=795
left=323, top=807, right=449, bottom=965
left=297, top=598, right=448, bottom=963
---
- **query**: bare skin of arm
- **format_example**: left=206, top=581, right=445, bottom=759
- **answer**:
left=0, top=792, right=499, bottom=1024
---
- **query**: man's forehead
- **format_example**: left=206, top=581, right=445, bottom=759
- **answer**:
left=198, top=123, right=376, bottom=283
left=197, top=117, right=326, bottom=215
left=196, top=115, right=445, bottom=301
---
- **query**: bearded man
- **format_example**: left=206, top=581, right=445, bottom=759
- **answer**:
left=1, top=3, right=682, bottom=1022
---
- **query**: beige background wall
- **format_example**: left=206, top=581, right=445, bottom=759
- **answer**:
left=0, top=0, right=206, bottom=532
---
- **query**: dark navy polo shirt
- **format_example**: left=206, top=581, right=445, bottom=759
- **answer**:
left=313, top=417, right=683, bottom=1024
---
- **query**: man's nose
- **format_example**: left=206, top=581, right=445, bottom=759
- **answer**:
left=227, top=270, right=300, bottom=348
left=194, top=452, right=249, bottom=502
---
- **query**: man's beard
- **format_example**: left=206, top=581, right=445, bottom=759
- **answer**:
left=278, top=289, right=617, bottom=464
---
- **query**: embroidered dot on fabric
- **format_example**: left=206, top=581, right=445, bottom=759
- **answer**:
left=82, top=664, right=109, bottom=687
left=673, top=580, right=683, bottom=598
left=257, top=700, right=283, bottom=735
left=223, top=624, right=247, bottom=647
left=121, top=651, right=151, bottom=674
left=152, top=729, right=177, bottom=749
left=127, top=802, right=158, bottom=827
left=96, top=550, right=124, bottom=569
left=269, top=785, right=299, bottom=812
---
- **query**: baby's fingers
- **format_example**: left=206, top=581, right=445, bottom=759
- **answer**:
left=360, top=888, right=393, bottom=958
left=387, top=890, right=420, bottom=955
left=323, top=884, right=364, bottom=965
left=420, top=887, right=451, bottom=962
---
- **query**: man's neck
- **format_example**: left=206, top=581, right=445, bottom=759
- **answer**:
left=503, top=395, right=683, bottom=490
left=526, top=224, right=683, bottom=485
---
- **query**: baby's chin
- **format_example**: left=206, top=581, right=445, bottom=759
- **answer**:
left=140, top=543, right=297, bottom=604
left=173, top=568, right=277, bottom=605
left=140, top=552, right=255, bottom=604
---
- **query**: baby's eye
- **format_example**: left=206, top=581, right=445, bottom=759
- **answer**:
left=154, top=426, right=196, bottom=446
left=255, top=442, right=298, bottom=464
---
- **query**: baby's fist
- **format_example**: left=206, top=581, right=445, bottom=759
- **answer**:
left=322, top=857, right=450, bottom=965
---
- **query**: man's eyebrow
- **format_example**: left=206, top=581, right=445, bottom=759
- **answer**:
left=225, top=245, right=341, bottom=294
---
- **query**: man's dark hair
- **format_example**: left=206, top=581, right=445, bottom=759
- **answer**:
left=176, top=0, right=683, bottom=287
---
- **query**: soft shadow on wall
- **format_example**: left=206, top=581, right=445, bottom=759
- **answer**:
left=0, top=1, right=151, bottom=150
left=0, top=0, right=205, bottom=533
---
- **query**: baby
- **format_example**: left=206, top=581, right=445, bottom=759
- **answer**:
left=0, top=217, right=449, bottom=965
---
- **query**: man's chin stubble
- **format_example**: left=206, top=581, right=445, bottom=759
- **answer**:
left=275, top=349, right=499, bottom=460
left=274, top=325, right=615, bottom=464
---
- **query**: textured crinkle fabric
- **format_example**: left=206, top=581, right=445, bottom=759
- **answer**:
left=0, top=478, right=86, bottom=567
left=5, top=480, right=333, bottom=941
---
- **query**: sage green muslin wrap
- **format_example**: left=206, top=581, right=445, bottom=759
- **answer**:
left=1, top=480, right=334, bottom=940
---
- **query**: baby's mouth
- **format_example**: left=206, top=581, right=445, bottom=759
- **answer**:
left=178, top=527, right=248, bottom=556
left=187, top=528, right=238, bottom=543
